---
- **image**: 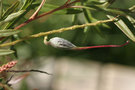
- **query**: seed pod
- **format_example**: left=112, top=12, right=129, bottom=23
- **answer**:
left=48, top=37, right=76, bottom=49
left=44, top=37, right=129, bottom=50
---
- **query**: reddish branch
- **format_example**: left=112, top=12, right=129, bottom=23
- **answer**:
left=29, top=0, right=46, bottom=19
left=14, top=0, right=80, bottom=30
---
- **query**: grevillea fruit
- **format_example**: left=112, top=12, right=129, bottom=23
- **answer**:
left=44, top=37, right=129, bottom=50
left=44, top=37, right=76, bottom=49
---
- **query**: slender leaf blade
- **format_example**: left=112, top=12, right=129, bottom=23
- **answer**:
left=41, top=4, right=82, bottom=14
left=4, top=10, right=25, bottom=22
left=0, top=0, right=3, bottom=19
left=5, top=0, right=36, bottom=29
left=107, top=15, right=135, bottom=42
left=0, top=49, right=14, bottom=56
left=2, top=1, right=20, bottom=19
left=0, top=29, right=21, bottom=37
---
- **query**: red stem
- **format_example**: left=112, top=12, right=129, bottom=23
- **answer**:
left=0, top=0, right=80, bottom=41
left=14, top=0, right=80, bottom=30
left=29, top=0, right=46, bottom=19
left=72, top=40, right=129, bottom=50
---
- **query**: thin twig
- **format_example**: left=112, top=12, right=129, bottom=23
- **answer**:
left=14, top=0, right=80, bottom=30
left=65, top=0, right=71, bottom=5
left=6, top=73, right=15, bottom=85
left=29, top=0, right=46, bottom=19
left=0, top=18, right=116, bottom=48
left=5, top=69, right=52, bottom=75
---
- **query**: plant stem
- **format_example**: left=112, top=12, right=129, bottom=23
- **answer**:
left=5, top=69, right=52, bottom=75
left=29, top=0, right=46, bottom=19
left=14, top=0, right=80, bottom=30
left=72, top=40, right=129, bottom=50
left=0, top=18, right=115, bottom=48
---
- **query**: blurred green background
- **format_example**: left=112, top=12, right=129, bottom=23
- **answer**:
left=14, top=0, right=135, bottom=66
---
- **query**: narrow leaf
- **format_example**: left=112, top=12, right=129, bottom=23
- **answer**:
left=0, top=49, right=14, bottom=56
left=0, top=29, right=21, bottom=37
left=8, top=73, right=29, bottom=85
left=2, top=1, right=20, bottom=19
left=129, top=5, right=135, bottom=12
left=126, top=16, right=135, bottom=28
left=0, top=78, right=3, bottom=82
left=0, top=0, right=3, bottom=19
left=107, top=15, right=135, bottom=42
left=20, top=0, right=35, bottom=10
left=41, top=4, right=82, bottom=14
left=4, top=10, right=25, bottom=22
left=5, top=0, right=36, bottom=29
left=85, top=5, right=127, bottom=16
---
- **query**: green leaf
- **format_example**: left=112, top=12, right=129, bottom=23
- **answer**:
left=0, top=87, right=4, bottom=90
left=20, top=0, right=36, bottom=10
left=0, top=78, right=3, bottom=82
left=2, top=1, right=20, bottom=20
left=81, top=0, right=105, bottom=4
left=0, top=29, right=21, bottom=37
left=0, top=0, right=3, bottom=19
left=85, top=4, right=128, bottom=16
left=87, top=1, right=105, bottom=5
left=0, top=49, right=14, bottom=56
left=129, top=5, right=135, bottom=12
left=102, top=0, right=116, bottom=7
left=82, top=2, right=105, bottom=36
left=126, top=16, right=135, bottom=28
left=41, top=4, right=82, bottom=14
left=5, top=0, right=36, bottom=29
left=107, top=15, right=135, bottom=42
left=4, top=10, right=25, bottom=22
left=104, top=8, right=128, bottom=16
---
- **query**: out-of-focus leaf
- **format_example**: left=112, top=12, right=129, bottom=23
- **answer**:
left=72, top=2, right=81, bottom=24
left=85, top=5, right=128, bottom=16
left=129, top=5, right=135, bottom=13
left=41, top=4, right=82, bottom=14
left=5, top=0, right=36, bottom=29
left=30, top=2, right=40, bottom=9
left=107, top=15, right=135, bottom=42
left=129, top=5, right=135, bottom=17
left=0, top=78, right=3, bottom=82
left=4, top=10, right=25, bottom=22
left=82, top=2, right=105, bottom=37
left=0, top=10, right=25, bottom=26
left=8, top=73, right=29, bottom=85
left=104, top=8, right=129, bottom=16
left=88, top=1, right=105, bottom=5
left=20, top=0, right=36, bottom=10
left=2, top=1, right=20, bottom=20
left=126, top=16, right=135, bottom=28
left=0, top=87, right=4, bottom=90
left=66, top=9, right=82, bottom=14
left=0, top=49, right=14, bottom=56
left=0, top=29, right=21, bottom=37
left=81, top=0, right=105, bottom=4
left=0, top=0, right=3, bottom=19
left=102, top=0, right=116, bottom=7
